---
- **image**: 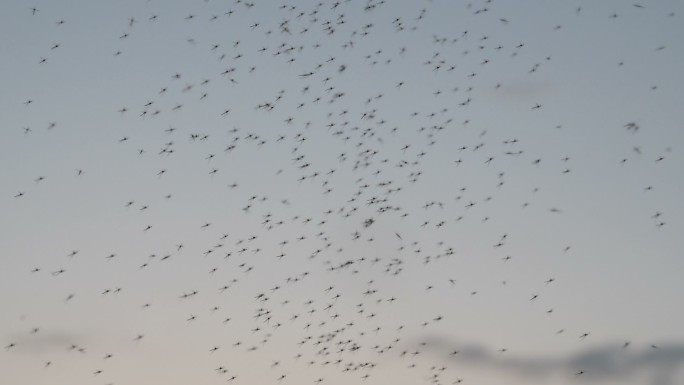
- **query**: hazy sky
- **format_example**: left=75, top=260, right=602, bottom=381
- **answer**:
left=1, top=1, right=683, bottom=384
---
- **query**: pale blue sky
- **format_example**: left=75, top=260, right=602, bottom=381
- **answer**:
left=1, top=1, right=683, bottom=384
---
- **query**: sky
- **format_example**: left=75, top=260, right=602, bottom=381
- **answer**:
left=1, top=0, right=683, bottom=384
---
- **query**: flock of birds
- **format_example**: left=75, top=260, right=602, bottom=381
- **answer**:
left=2, top=1, right=682, bottom=384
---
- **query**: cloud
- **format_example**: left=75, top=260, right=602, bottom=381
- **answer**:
left=404, top=334, right=684, bottom=385
left=7, top=330, right=88, bottom=356
left=491, top=80, right=556, bottom=102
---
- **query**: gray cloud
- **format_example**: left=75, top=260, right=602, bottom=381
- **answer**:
left=405, top=335, right=684, bottom=385
left=7, top=330, right=89, bottom=355
left=490, top=80, right=556, bottom=102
